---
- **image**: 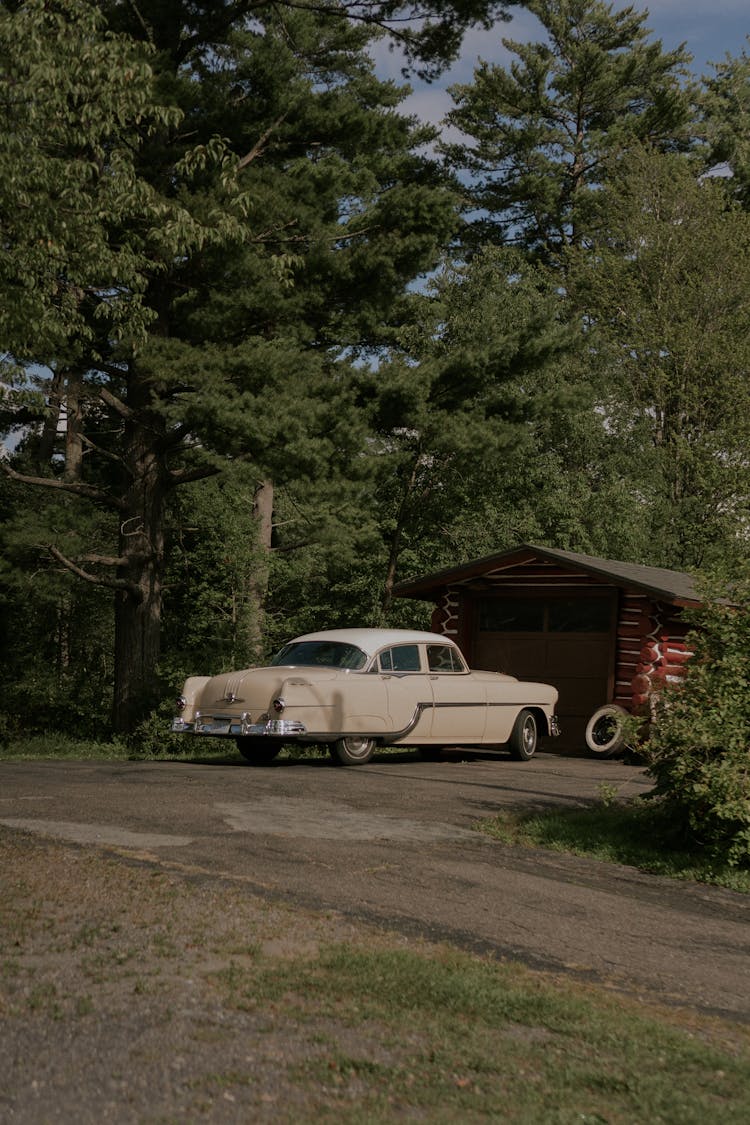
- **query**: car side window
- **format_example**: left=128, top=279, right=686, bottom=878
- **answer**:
left=427, top=644, right=464, bottom=672
left=379, top=645, right=422, bottom=673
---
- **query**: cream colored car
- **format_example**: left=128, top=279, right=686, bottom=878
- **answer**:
left=172, top=628, right=560, bottom=766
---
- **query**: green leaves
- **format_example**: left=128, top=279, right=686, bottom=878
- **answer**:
left=0, top=1, right=163, bottom=352
left=570, top=145, right=750, bottom=567
left=444, top=0, right=693, bottom=258
left=646, top=575, right=750, bottom=866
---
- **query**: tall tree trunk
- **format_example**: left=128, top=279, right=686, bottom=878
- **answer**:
left=381, top=452, right=421, bottom=619
left=35, top=367, right=65, bottom=470
left=63, top=371, right=83, bottom=483
left=111, top=405, right=169, bottom=734
left=247, top=477, right=273, bottom=661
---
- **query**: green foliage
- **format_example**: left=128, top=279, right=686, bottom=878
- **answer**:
left=572, top=145, right=750, bottom=569
left=0, top=731, right=129, bottom=761
left=444, top=0, right=693, bottom=258
left=0, top=1, right=464, bottom=732
left=357, top=246, right=579, bottom=609
left=696, top=42, right=750, bottom=207
left=644, top=576, right=750, bottom=866
left=3, top=0, right=750, bottom=744
left=0, top=0, right=197, bottom=355
left=0, top=477, right=117, bottom=738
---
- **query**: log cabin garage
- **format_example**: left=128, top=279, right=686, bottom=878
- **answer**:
left=393, top=544, right=699, bottom=754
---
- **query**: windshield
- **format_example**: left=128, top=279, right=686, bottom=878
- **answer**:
left=270, top=640, right=369, bottom=670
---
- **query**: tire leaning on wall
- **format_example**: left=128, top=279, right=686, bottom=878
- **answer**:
left=584, top=704, right=628, bottom=758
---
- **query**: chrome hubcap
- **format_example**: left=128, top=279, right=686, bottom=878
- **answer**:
left=344, top=737, right=372, bottom=759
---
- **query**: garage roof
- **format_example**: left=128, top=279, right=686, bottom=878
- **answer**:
left=393, top=544, right=703, bottom=607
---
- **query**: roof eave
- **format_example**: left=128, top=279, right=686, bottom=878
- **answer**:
left=393, top=543, right=702, bottom=606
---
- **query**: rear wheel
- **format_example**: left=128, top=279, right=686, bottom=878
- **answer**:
left=508, top=710, right=538, bottom=761
left=330, top=736, right=376, bottom=766
left=236, top=737, right=283, bottom=765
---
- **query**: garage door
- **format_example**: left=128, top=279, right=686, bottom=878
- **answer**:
left=473, top=594, right=615, bottom=751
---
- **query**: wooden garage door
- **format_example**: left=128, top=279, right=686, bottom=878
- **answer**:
left=473, top=594, right=615, bottom=751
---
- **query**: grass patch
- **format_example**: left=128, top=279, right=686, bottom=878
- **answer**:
left=3, top=828, right=750, bottom=1123
left=0, top=733, right=133, bottom=761
left=0, top=730, right=334, bottom=764
left=0, top=731, right=239, bottom=763
left=213, top=943, right=750, bottom=1122
left=477, top=798, right=750, bottom=893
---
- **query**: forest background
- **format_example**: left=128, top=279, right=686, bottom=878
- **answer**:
left=2, top=0, right=750, bottom=745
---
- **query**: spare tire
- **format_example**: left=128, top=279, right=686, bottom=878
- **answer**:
left=584, top=704, right=627, bottom=758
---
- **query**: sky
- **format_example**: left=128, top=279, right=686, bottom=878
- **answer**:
left=377, top=0, right=750, bottom=135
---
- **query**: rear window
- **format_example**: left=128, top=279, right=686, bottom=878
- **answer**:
left=427, top=644, right=466, bottom=672
left=271, top=641, right=368, bottom=670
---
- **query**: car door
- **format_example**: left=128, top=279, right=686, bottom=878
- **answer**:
left=426, top=643, right=487, bottom=743
left=377, top=644, right=434, bottom=741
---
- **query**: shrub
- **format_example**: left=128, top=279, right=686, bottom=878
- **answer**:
left=644, top=578, right=750, bottom=866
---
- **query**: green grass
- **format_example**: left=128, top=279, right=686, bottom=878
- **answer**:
left=0, top=731, right=236, bottom=762
left=477, top=798, right=750, bottom=893
left=0, top=733, right=133, bottom=761
left=0, top=732, right=381, bottom=764
left=213, top=942, right=750, bottom=1123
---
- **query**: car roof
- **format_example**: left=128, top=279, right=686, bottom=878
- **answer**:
left=289, top=628, right=458, bottom=659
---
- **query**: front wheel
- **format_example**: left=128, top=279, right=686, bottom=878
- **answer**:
left=584, top=705, right=627, bottom=758
left=236, top=737, right=283, bottom=765
left=508, top=709, right=538, bottom=761
left=330, top=736, right=376, bottom=766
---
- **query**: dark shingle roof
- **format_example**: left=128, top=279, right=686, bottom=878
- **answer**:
left=393, top=543, right=702, bottom=606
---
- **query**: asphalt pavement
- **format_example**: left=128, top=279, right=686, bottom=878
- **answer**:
left=2, top=750, right=748, bottom=1024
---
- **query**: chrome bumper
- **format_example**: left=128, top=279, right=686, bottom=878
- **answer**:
left=171, top=715, right=307, bottom=738
left=549, top=716, right=561, bottom=737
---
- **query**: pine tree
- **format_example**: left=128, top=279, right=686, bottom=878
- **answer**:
left=444, top=0, right=692, bottom=260
left=0, top=0, right=491, bottom=733
left=696, top=40, right=750, bottom=207
left=358, top=246, right=575, bottom=611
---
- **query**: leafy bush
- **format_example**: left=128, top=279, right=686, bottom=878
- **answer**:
left=644, top=578, right=750, bottom=866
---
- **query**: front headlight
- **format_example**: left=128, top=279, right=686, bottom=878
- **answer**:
left=175, top=695, right=187, bottom=714
left=272, top=697, right=285, bottom=714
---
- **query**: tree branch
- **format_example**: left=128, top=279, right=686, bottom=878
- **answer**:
left=169, top=464, right=222, bottom=487
left=80, top=434, right=130, bottom=471
left=46, top=545, right=140, bottom=596
left=98, top=386, right=134, bottom=421
left=238, top=113, right=288, bottom=169
left=0, top=459, right=127, bottom=511
left=77, top=552, right=129, bottom=568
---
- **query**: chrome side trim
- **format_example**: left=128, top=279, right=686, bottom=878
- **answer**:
left=172, top=703, right=560, bottom=741
left=388, top=701, right=433, bottom=740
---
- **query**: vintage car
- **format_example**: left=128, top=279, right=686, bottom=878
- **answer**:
left=172, top=628, right=560, bottom=766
